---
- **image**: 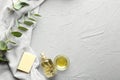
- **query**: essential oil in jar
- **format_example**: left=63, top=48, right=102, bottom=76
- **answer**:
left=54, top=55, right=69, bottom=71
left=40, top=53, right=56, bottom=78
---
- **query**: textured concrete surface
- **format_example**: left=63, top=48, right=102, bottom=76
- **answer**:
left=31, top=0, right=120, bottom=80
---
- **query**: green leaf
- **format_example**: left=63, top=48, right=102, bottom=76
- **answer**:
left=0, top=54, right=3, bottom=57
left=13, top=2, right=22, bottom=10
left=0, top=41, right=7, bottom=51
left=29, top=18, right=36, bottom=21
left=11, top=31, right=22, bottom=37
left=18, top=26, right=28, bottom=31
left=20, top=2, right=29, bottom=7
left=34, top=14, right=41, bottom=17
left=0, top=57, right=8, bottom=62
left=24, top=21, right=34, bottom=26
left=13, top=2, right=29, bottom=10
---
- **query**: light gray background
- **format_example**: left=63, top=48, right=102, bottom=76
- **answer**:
left=31, top=0, right=120, bottom=80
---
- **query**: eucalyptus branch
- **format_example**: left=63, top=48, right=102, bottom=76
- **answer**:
left=0, top=1, right=41, bottom=63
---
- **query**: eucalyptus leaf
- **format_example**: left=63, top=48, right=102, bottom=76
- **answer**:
left=0, top=54, right=3, bottom=57
left=34, top=14, right=41, bottom=17
left=0, top=57, right=8, bottom=62
left=11, top=31, right=22, bottom=37
left=29, top=18, right=36, bottom=21
left=24, top=21, right=34, bottom=26
left=13, top=2, right=29, bottom=10
left=20, top=2, right=29, bottom=7
left=0, top=41, right=7, bottom=51
left=18, top=26, right=28, bottom=31
left=13, top=2, right=22, bottom=10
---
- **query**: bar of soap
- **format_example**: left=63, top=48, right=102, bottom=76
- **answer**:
left=17, top=52, right=36, bottom=73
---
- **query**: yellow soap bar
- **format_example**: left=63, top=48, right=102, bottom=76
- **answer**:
left=17, top=52, right=36, bottom=73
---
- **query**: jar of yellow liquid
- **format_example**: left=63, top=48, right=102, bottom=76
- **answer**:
left=54, top=55, right=70, bottom=71
left=40, top=53, right=56, bottom=78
